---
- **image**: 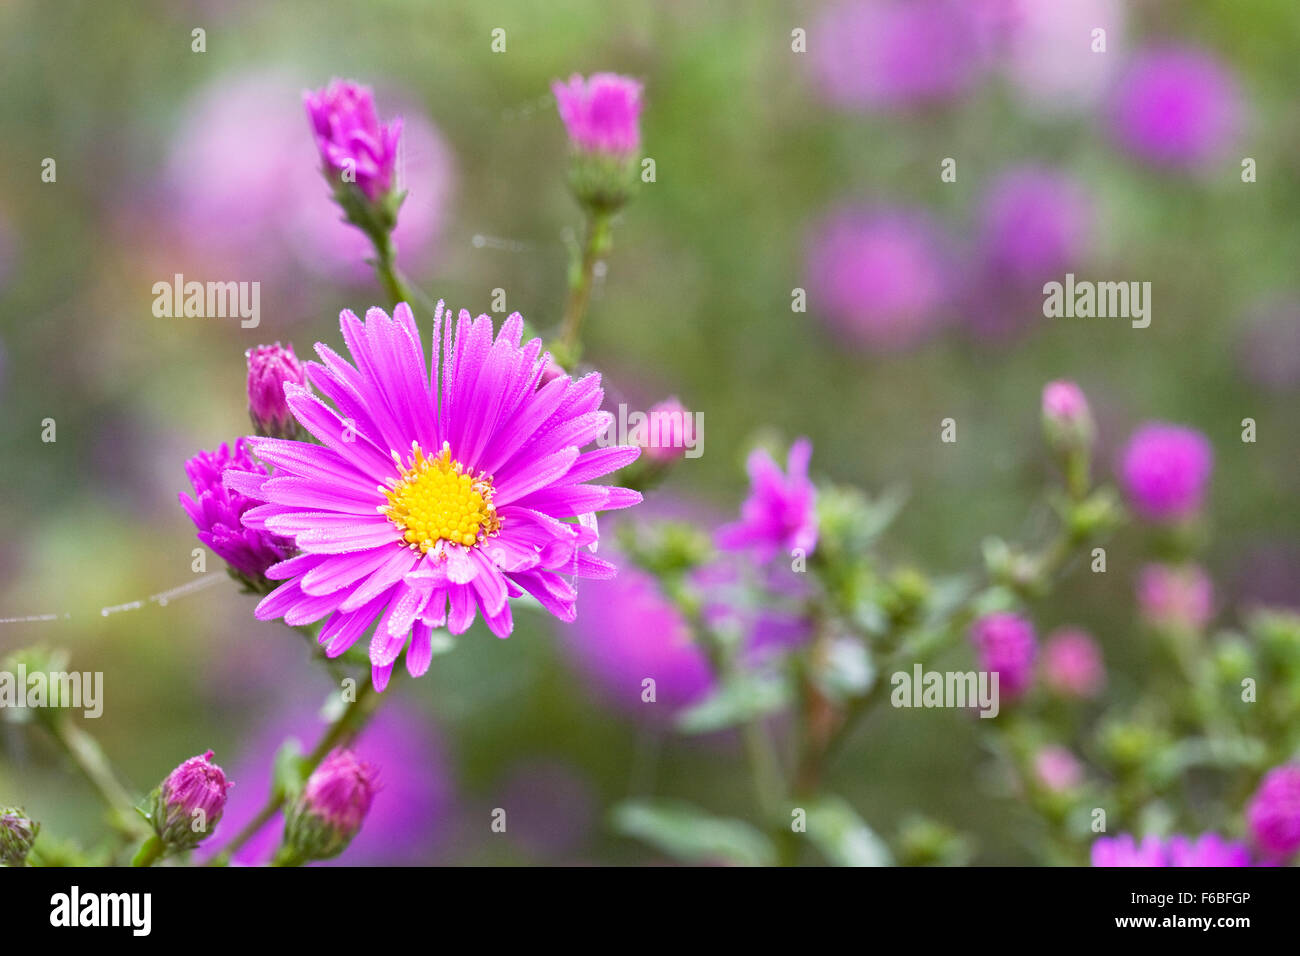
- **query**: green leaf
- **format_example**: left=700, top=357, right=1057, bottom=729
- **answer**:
left=803, top=796, right=891, bottom=867
left=611, top=799, right=776, bottom=866
left=674, top=671, right=789, bottom=734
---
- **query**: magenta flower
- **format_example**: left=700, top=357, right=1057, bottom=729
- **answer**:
left=304, top=79, right=402, bottom=201
left=717, top=439, right=818, bottom=562
left=247, top=343, right=309, bottom=440
left=283, top=749, right=378, bottom=862
left=979, top=169, right=1093, bottom=286
left=1137, top=563, right=1214, bottom=632
left=1093, top=833, right=1250, bottom=867
left=969, top=612, right=1037, bottom=699
left=179, top=439, right=295, bottom=583
left=1166, top=834, right=1251, bottom=867
left=806, top=206, right=953, bottom=350
left=996, top=0, right=1127, bottom=112
left=1033, top=746, right=1083, bottom=793
left=811, top=0, right=984, bottom=111
left=151, top=750, right=232, bottom=849
left=1108, top=46, right=1243, bottom=169
left=234, top=302, right=642, bottom=690
left=552, top=73, right=643, bottom=157
left=1091, top=833, right=1166, bottom=867
left=1118, top=423, right=1213, bottom=521
left=1041, top=628, right=1105, bottom=698
left=1247, top=764, right=1300, bottom=858
left=562, top=553, right=714, bottom=719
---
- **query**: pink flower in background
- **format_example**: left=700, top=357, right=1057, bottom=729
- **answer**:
left=1166, top=834, right=1251, bottom=867
left=562, top=552, right=715, bottom=718
left=247, top=343, right=309, bottom=440
left=969, top=612, right=1037, bottom=699
left=811, top=0, right=984, bottom=111
left=995, top=0, right=1126, bottom=111
left=210, top=702, right=452, bottom=865
left=1108, top=46, right=1243, bottom=169
left=978, top=168, right=1093, bottom=286
left=964, top=169, right=1094, bottom=340
left=179, top=439, right=295, bottom=582
left=165, top=71, right=451, bottom=282
left=717, top=439, right=818, bottom=562
left=1137, top=563, right=1214, bottom=632
left=304, top=80, right=402, bottom=201
left=1118, top=423, right=1213, bottom=521
left=807, top=207, right=953, bottom=350
left=1247, top=764, right=1300, bottom=858
left=552, top=73, right=643, bottom=157
left=238, top=303, right=642, bottom=690
left=640, top=397, right=697, bottom=464
left=1034, top=746, right=1083, bottom=792
left=1041, top=628, right=1104, bottom=698
left=1091, top=833, right=1166, bottom=867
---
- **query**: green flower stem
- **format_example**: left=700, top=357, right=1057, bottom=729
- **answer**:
left=131, top=834, right=165, bottom=868
left=206, top=674, right=384, bottom=866
left=48, top=714, right=150, bottom=840
left=370, top=228, right=416, bottom=310
left=557, top=211, right=611, bottom=360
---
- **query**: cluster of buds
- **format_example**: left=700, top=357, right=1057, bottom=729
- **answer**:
left=553, top=72, right=643, bottom=214
left=277, top=749, right=377, bottom=865
left=146, top=751, right=233, bottom=855
left=0, top=808, right=39, bottom=866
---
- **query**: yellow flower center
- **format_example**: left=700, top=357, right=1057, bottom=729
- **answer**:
left=380, top=442, right=499, bottom=553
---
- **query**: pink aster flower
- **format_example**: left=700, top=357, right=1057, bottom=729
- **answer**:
left=1108, top=46, right=1243, bottom=170
left=1118, top=423, right=1213, bottom=521
left=1166, top=833, right=1251, bottom=867
left=179, top=439, right=295, bottom=584
left=247, top=343, right=309, bottom=440
left=1137, top=563, right=1214, bottom=632
left=1041, top=627, right=1105, bottom=698
left=151, top=750, right=232, bottom=849
left=552, top=73, right=643, bottom=157
left=811, top=0, right=985, bottom=111
left=807, top=206, right=953, bottom=351
left=716, top=439, right=818, bottom=562
left=969, top=612, right=1037, bottom=699
left=1247, top=764, right=1300, bottom=858
left=234, top=302, right=643, bottom=691
left=1091, top=833, right=1167, bottom=867
left=304, top=79, right=402, bottom=201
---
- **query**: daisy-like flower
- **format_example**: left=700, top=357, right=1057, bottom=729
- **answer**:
left=716, top=439, right=818, bottom=562
left=231, top=302, right=642, bottom=690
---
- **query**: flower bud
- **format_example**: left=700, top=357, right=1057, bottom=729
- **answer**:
left=553, top=73, right=643, bottom=213
left=304, top=80, right=401, bottom=203
left=247, top=343, right=308, bottom=440
left=1041, top=380, right=1095, bottom=452
left=640, top=397, right=697, bottom=464
left=149, top=750, right=232, bottom=851
left=969, top=611, right=1037, bottom=700
left=1118, top=422, right=1213, bottom=522
left=1041, top=628, right=1105, bottom=699
left=1033, top=746, right=1083, bottom=793
left=281, top=749, right=377, bottom=863
left=0, top=807, right=39, bottom=866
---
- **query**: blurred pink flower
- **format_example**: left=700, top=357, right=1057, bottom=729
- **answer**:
left=717, top=439, right=818, bottom=562
left=1118, top=423, right=1213, bottom=522
left=807, top=206, right=953, bottom=350
left=1041, top=628, right=1104, bottom=698
left=811, top=0, right=985, bottom=111
left=996, top=0, right=1127, bottom=112
left=552, top=73, right=643, bottom=157
left=969, top=612, right=1037, bottom=699
left=1137, top=563, right=1214, bottom=632
left=1247, top=764, right=1300, bottom=858
left=1033, top=746, right=1083, bottom=792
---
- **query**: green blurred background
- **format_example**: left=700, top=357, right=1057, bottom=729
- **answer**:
left=1, top=0, right=1297, bottom=864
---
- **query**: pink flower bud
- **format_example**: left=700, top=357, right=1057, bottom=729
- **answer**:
left=969, top=612, right=1037, bottom=699
left=641, top=397, right=697, bottom=463
left=247, top=342, right=308, bottom=440
left=1034, top=746, right=1083, bottom=793
left=304, top=80, right=402, bottom=201
left=1118, top=422, right=1213, bottom=522
left=152, top=750, right=232, bottom=849
left=1137, top=563, right=1213, bottom=632
left=283, top=749, right=378, bottom=862
left=1041, top=380, right=1095, bottom=450
left=552, top=73, right=643, bottom=157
